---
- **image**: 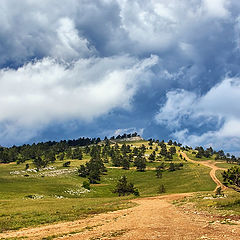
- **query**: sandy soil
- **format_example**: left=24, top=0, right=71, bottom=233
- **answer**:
left=1, top=153, right=239, bottom=240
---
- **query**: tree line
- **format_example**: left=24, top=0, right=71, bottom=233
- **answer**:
left=0, top=137, right=100, bottom=164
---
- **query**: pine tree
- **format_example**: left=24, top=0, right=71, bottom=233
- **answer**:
left=156, top=166, right=163, bottom=178
left=113, top=176, right=139, bottom=196
left=33, top=157, right=48, bottom=170
left=168, top=163, right=175, bottom=171
left=134, top=156, right=146, bottom=172
left=148, top=152, right=156, bottom=162
left=122, top=156, right=130, bottom=170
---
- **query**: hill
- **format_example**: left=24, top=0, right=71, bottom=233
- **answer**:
left=0, top=136, right=240, bottom=239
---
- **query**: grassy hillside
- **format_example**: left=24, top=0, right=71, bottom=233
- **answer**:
left=0, top=140, right=218, bottom=232
left=184, top=150, right=216, bottom=162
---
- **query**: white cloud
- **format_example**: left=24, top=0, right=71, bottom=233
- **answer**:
left=156, top=77, right=240, bottom=151
left=117, top=0, right=233, bottom=55
left=202, top=0, right=230, bottom=18
left=0, top=1, right=97, bottom=64
left=198, top=77, right=240, bottom=119
left=0, top=0, right=239, bottom=147
left=51, top=18, right=96, bottom=60
left=219, top=119, right=240, bottom=137
left=172, top=127, right=240, bottom=154
left=0, top=0, right=236, bottom=65
left=0, top=55, right=158, bottom=144
left=155, top=89, right=197, bottom=129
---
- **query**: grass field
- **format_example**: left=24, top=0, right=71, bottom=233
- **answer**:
left=184, top=151, right=216, bottom=162
left=0, top=141, right=217, bottom=232
left=215, top=162, right=239, bottom=169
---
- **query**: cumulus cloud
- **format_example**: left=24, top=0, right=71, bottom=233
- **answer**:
left=0, top=55, right=158, bottom=145
left=0, top=0, right=237, bottom=65
left=155, top=90, right=197, bottom=129
left=0, top=0, right=240, bottom=148
left=114, top=0, right=240, bottom=95
left=173, top=128, right=240, bottom=155
left=118, top=0, right=232, bottom=53
left=0, top=0, right=98, bottom=65
left=202, top=0, right=230, bottom=18
left=156, top=77, right=240, bottom=152
left=51, top=17, right=96, bottom=60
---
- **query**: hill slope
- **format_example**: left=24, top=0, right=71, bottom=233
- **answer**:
left=0, top=139, right=240, bottom=239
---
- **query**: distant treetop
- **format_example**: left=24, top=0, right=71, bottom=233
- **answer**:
left=109, top=132, right=140, bottom=140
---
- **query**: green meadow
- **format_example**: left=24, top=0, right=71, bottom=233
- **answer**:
left=0, top=141, right=220, bottom=232
left=185, top=150, right=217, bottom=161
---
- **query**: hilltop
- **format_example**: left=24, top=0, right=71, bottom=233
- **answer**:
left=0, top=134, right=240, bottom=239
left=111, top=136, right=143, bottom=143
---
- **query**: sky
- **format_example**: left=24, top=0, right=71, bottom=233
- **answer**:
left=0, top=0, right=240, bottom=154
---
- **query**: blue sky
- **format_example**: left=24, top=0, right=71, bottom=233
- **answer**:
left=0, top=0, right=240, bottom=154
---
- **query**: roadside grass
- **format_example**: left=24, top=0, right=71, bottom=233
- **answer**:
left=179, top=170, right=240, bottom=216
left=0, top=142, right=216, bottom=232
left=0, top=197, right=134, bottom=232
left=215, top=162, right=239, bottom=169
left=188, top=189, right=240, bottom=216
left=215, top=190, right=240, bottom=214
left=215, top=170, right=224, bottom=182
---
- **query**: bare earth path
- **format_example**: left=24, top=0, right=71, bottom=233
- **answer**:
left=180, top=152, right=227, bottom=190
left=1, top=154, right=239, bottom=240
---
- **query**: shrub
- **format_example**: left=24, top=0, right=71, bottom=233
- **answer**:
left=215, top=186, right=223, bottom=196
left=158, top=184, right=166, bottom=194
left=63, top=161, right=71, bottom=167
left=82, top=181, right=90, bottom=190
left=156, top=166, right=163, bottom=178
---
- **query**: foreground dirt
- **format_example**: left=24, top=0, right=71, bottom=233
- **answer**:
left=1, top=193, right=240, bottom=240
left=1, top=154, right=239, bottom=240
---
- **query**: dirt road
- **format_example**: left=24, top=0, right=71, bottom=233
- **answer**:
left=1, top=193, right=240, bottom=240
left=180, top=152, right=227, bottom=190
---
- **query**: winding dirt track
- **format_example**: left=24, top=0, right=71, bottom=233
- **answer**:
left=0, top=154, right=239, bottom=240
left=180, top=152, right=227, bottom=190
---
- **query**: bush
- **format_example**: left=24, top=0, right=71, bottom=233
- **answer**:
left=133, top=188, right=140, bottom=196
left=168, top=163, right=175, bottom=171
left=158, top=184, right=166, bottom=194
left=156, top=166, right=163, bottom=178
left=215, top=186, right=223, bottom=196
left=82, top=181, right=90, bottom=190
left=63, top=161, right=71, bottom=167
left=78, top=165, right=87, bottom=177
